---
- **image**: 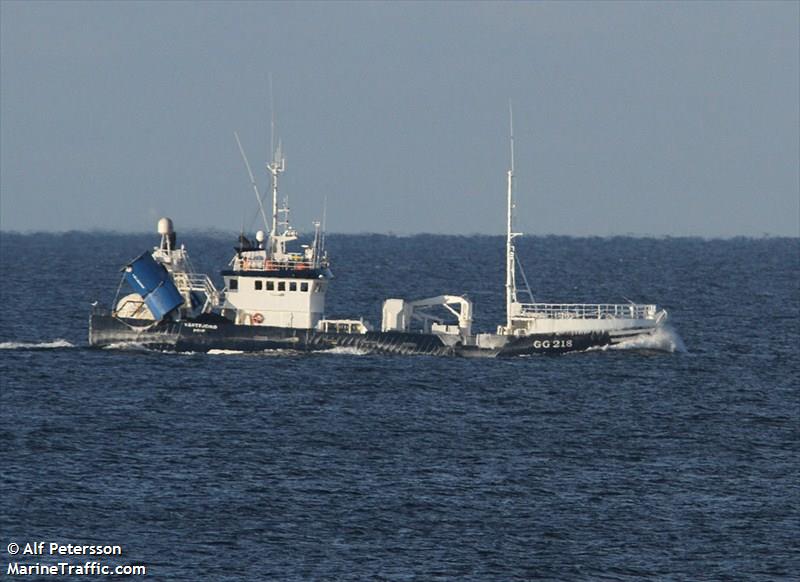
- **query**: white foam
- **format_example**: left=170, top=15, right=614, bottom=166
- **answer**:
left=102, top=342, right=156, bottom=351
left=0, top=339, right=75, bottom=350
left=321, top=346, right=372, bottom=356
left=594, top=325, right=687, bottom=353
left=195, top=348, right=297, bottom=357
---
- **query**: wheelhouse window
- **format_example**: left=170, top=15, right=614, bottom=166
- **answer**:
left=300, top=282, right=309, bottom=292
left=255, top=280, right=263, bottom=290
left=289, top=281, right=297, bottom=292
left=278, top=281, right=285, bottom=292
left=266, top=280, right=274, bottom=291
left=229, top=278, right=238, bottom=291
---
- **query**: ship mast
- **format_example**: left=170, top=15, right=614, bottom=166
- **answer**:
left=267, top=139, right=285, bottom=251
left=266, top=74, right=286, bottom=257
left=505, top=103, right=518, bottom=330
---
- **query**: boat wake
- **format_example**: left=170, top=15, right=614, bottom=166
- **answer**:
left=190, top=348, right=299, bottom=357
left=101, top=342, right=160, bottom=352
left=0, top=339, right=76, bottom=350
left=320, top=346, right=373, bottom=356
left=593, top=325, right=687, bottom=353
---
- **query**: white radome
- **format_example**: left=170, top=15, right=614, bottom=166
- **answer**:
left=157, top=217, right=174, bottom=235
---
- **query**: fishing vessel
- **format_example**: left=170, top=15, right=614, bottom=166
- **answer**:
left=89, top=115, right=669, bottom=356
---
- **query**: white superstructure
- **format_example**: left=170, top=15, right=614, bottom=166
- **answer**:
left=222, top=268, right=328, bottom=328
left=221, top=138, right=331, bottom=329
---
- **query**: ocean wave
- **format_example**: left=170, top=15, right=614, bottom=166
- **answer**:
left=0, top=339, right=75, bottom=350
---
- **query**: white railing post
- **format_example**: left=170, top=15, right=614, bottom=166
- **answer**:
left=511, top=302, right=658, bottom=321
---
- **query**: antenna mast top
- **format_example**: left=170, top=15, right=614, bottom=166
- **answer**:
left=509, top=101, right=515, bottom=175
left=265, top=77, right=295, bottom=259
left=505, top=101, right=518, bottom=330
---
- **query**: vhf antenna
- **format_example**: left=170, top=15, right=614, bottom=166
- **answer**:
left=269, top=72, right=275, bottom=163
left=321, top=194, right=328, bottom=255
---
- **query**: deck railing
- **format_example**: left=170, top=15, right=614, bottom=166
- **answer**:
left=515, top=302, right=658, bottom=320
left=172, top=272, right=221, bottom=308
left=234, top=257, right=319, bottom=272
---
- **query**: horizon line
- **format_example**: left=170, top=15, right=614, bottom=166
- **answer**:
left=1, top=228, right=797, bottom=240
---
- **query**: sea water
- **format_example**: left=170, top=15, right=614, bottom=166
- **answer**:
left=1, top=233, right=797, bottom=579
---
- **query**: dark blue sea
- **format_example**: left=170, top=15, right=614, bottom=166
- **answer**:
left=1, top=232, right=798, bottom=580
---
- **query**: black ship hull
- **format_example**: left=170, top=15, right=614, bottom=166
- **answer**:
left=88, top=310, right=621, bottom=357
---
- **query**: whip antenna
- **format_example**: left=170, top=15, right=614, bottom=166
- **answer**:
left=321, top=195, right=328, bottom=253
left=234, top=131, right=269, bottom=232
left=269, top=73, right=275, bottom=165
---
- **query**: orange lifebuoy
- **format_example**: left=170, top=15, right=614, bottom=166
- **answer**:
left=252, top=313, right=264, bottom=324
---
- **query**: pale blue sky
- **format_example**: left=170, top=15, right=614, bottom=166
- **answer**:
left=1, top=1, right=798, bottom=236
